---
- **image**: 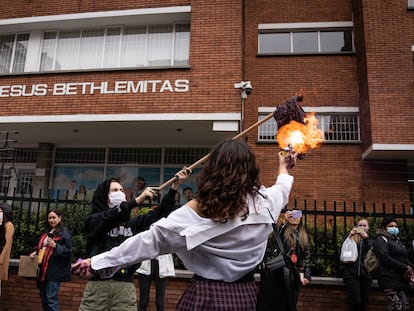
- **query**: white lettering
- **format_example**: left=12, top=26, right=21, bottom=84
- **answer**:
left=175, top=79, right=189, bottom=92
left=148, top=80, right=162, bottom=92
left=0, top=79, right=190, bottom=97
left=34, top=84, right=48, bottom=96
left=114, top=81, right=128, bottom=93
left=78, top=82, right=92, bottom=94
left=10, top=85, right=23, bottom=97
left=128, top=81, right=146, bottom=93
left=108, top=225, right=133, bottom=238
left=22, top=84, right=40, bottom=97
left=66, top=83, right=78, bottom=95
left=106, top=82, right=115, bottom=94
left=0, top=86, right=10, bottom=97
left=90, top=82, right=105, bottom=94
left=53, top=83, right=66, bottom=95
left=160, top=80, right=174, bottom=92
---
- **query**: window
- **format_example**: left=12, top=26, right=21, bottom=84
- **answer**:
left=16, top=169, right=34, bottom=195
left=257, top=108, right=360, bottom=143
left=258, top=22, right=354, bottom=55
left=317, top=114, right=360, bottom=142
left=0, top=168, right=10, bottom=195
left=0, top=7, right=191, bottom=74
left=38, top=24, right=189, bottom=72
left=0, top=33, right=29, bottom=73
left=51, top=146, right=207, bottom=198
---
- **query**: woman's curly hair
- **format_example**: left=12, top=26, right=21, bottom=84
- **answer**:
left=196, top=139, right=261, bottom=223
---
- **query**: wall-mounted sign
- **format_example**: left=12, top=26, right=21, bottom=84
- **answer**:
left=0, top=79, right=189, bottom=97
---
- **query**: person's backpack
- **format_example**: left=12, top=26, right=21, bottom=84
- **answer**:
left=364, top=236, right=387, bottom=276
left=364, top=247, right=379, bottom=275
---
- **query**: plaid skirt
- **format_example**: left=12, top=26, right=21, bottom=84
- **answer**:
left=176, top=276, right=257, bottom=311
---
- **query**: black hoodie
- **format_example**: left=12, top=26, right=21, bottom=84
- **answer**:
left=84, top=178, right=177, bottom=282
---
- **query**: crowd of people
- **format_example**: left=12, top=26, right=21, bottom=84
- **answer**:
left=0, top=138, right=413, bottom=311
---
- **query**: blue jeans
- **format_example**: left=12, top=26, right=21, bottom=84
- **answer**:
left=39, top=281, right=61, bottom=311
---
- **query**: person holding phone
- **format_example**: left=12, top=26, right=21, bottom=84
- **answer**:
left=30, top=209, right=72, bottom=311
left=342, top=218, right=373, bottom=311
left=276, top=209, right=311, bottom=310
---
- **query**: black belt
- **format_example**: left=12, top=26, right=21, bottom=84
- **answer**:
left=193, top=271, right=254, bottom=283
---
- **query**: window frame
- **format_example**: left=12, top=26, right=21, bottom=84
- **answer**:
left=258, top=21, right=354, bottom=55
left=0, top=6, right=191, bottom=75
left=36, top=23, right=190, bottom=73
left=257, top=106, right=360, bottom=143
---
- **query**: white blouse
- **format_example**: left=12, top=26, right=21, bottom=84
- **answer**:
left=92, top=173, right=294, bottom=282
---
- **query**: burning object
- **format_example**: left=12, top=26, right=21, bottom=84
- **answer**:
left=272, top=94, right=323, bottom=168
left=276, top=104, right=323, bottom=168
left=158, top=92, right=319, bottom=190
left=273, top=95, right=306, bottom=129
left=276, top=113, right=323, bottom=153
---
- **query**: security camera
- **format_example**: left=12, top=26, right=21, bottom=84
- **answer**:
left=234, top=81, right=253, bottom=95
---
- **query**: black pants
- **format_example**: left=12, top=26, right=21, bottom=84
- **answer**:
left=343, top=276, right=372, bottom=311
left=137, top=259, right=168, bottom=311
left=256, top=267, right=299, bottom=311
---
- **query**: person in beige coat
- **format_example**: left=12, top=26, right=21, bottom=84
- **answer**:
left=0, top=204, right=15, bottom=281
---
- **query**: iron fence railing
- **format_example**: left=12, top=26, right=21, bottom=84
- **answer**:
left=291, top=199, right=414, bottom=277
left=2, top=189, right=413, bottom=278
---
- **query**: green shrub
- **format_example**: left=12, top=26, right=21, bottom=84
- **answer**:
left=11, top=202, right=91, bottom=262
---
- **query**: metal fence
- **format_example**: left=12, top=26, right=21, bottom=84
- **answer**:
left=2, top=189, right=414, bottom=278
left=291, top=199, right=414, bottom=277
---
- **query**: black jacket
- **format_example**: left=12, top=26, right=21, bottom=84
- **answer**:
left=374, top=229, right=413, bottom=290
left=84, top=187, right=177, bottom=282
left=41, top=227, right=72, bottom=282
left=342, top=236, right=373, bottom=280
left=280, top=225, right=312, bottom=281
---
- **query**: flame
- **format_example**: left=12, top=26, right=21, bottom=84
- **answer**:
left=276, top=113, right=323, bottom=154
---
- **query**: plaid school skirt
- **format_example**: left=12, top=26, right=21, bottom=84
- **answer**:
left=176, top=274, right=257, bottom=311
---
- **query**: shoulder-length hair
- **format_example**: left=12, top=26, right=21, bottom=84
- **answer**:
left=197, top=139, right=261, bottom=223
left=47, top=208, right=66, bottom=235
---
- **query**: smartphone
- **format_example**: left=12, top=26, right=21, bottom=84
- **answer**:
left=291, top=210, right=302, bottom=219
left=48, top=233, right=54, bottom=239
left=355, top=227, right=365, bottom=234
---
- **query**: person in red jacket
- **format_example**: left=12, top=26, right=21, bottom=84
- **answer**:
left=30, top=209, right=72, bottom=311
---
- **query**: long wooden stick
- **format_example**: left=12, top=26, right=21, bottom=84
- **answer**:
left=157, top=111, right=275, bottom=191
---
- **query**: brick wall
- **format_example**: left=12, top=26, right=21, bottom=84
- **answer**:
left=0, top=0, right=411, bottom=209
left=0, top=265, right=396, bottom=311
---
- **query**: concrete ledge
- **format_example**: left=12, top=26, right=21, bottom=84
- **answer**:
left=10, top=259, right=377, bottom=287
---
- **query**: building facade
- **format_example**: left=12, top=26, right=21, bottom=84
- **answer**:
left=0, top=0, right=412, bottom=210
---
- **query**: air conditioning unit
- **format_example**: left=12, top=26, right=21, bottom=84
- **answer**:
left=408, top=0, right=414, bottom=9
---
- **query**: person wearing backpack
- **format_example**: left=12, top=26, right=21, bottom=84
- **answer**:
left=342, top=218, right=373, bottom=311
left=374, top=218, right=414, bottom=311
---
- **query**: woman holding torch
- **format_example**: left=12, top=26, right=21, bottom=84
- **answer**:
left=74, top=138, right=298, bottom=310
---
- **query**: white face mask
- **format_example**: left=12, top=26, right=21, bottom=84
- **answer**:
left=108, top=191, right=126, bottom=208
left=0, top=211, right=3, bottom=225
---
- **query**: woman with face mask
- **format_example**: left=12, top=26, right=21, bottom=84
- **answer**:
left=78, top=170, right=188, bottom=311
left=374, top=218, right=414, bottom=311
left=0, top=204, right=14, bottom=283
